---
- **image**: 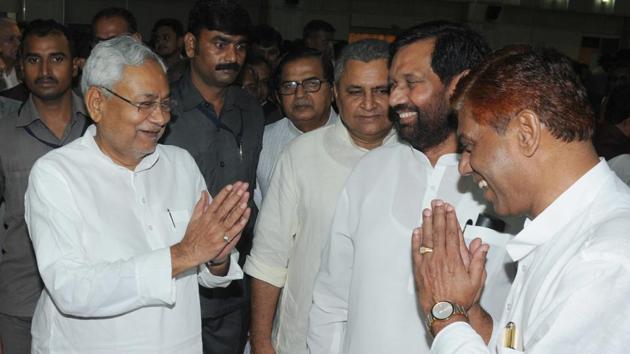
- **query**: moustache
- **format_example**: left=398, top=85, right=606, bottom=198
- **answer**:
left=291, top=100, right=313, bottom=109
left=215, top=62, right=241, bottom=72
left=34, top=76, right=58, bottom=85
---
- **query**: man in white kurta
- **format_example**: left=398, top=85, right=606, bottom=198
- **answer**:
left=414, top=46, right=630, bottom=354
left=24, top=36, right=249, bottom=353
left=308, top=22, right=516, bottom=354
left=247, top=40, right=397, bottom=354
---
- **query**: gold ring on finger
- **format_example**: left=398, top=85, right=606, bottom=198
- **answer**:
left=419, top=246, right=433, bottom=255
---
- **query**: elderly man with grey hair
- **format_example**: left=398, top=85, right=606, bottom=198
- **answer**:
left=24, top=36, right=250, bottom=353
left=245, top=39, right=396, bottom=354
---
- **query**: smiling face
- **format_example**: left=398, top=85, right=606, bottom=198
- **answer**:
left=457, top=101, right=529, bottom=216
left=186, top=29, right=247, bottom=89
left=388, top=38, right=454, bottom=151
left=90, top=60, right=170, bottom=169
left=21, top=32, right=76, bottom=102
left=335, top=58, right=392, bottom=149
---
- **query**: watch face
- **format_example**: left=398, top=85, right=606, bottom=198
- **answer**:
left=431, top=301, right=454, bottom=320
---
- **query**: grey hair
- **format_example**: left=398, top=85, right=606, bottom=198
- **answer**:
left=334, top=39, right=390, bottom=84
left=81, top=35, right=166, bottom=96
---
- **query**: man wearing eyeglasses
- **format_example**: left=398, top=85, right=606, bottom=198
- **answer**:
left=161, top=1, right=264, bottom=353
left=24, top=35, right=248, bottom=353
left=254, top=47, right=338, bottom=205
left=0, top=20, right=87, bottom=354
left=0, top=17, right=25, bottom=99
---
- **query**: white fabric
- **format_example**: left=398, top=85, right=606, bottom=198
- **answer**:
left=308, top=143, right=516, bottom=354
left=25, top=125, right=243, bottom=354
left=254, top=109, right=338, bottom=206
left=608, top=153, right=630, bottom=185
left=431, top=161, right=630, bottom=354
left=1, top=67, right=19, bottom=91
left=245, top=119, right=397, bottom=354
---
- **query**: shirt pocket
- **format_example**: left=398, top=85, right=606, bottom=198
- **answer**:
left=164, top=208, right=190, bottom=244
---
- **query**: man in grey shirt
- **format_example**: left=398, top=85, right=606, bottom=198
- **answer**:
left=0, top=20, right=88, bottom=354
left=161, top=1, right=264, bottom=353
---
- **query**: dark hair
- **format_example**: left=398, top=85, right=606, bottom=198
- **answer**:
left=302, top=20, right=335, bottom=40
left=187, top=0, right=252, bottom=38
left=604, top=83, right=630, bottom=125
left=250, top=24, right=282, bottom=48
left=92, top=7, right=138, bottom=34
left=152, top=18, right=184, bottom=38
left=392, top=21, right=490, bottom=85
left=454, top=45, right=595, bottom=142
left=272, top=47, right=333, bottom=91
left=19, top=19, right=76, bottom=59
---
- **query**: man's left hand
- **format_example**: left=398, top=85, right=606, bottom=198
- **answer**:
left=411, top=200, right=488, bottom=331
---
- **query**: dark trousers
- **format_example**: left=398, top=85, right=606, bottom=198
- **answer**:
left=201, top=277, right=251, bottom=354
left=0, top=313, right=32, bottom=354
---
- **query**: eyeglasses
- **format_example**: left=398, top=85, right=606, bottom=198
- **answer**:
left=100, top=87, right=176, bottom=116
left=278, top=78, right=327, bottom=95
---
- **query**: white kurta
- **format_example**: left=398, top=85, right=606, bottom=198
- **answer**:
left=254, top=110, right=338, bottom=205
left=25, top=125, right=243, bottom=354
left=431, top=161, right=630, bottom=354
left=245, top=119, right=397, bottom=354
left=308, top=143, right=516, bottom=354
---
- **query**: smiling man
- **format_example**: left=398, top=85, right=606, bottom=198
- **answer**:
left=161, top=1, right=264, bottom=353
left=308, top=21, right=517, bottom=354
left=0, top=20, right=87, bottom=354
left=414, top=45, right=630, bottom=353
left=247, top=39, right=395, bottom=354
left=25, top=35, right=248, bottom=353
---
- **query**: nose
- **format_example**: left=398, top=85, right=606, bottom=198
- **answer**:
left=458, top=151, right=473, bottom=176
left=360, top=91, right=375, bottom=111
left=224, top=44, right=238, bottom=63
left=40, top=60, right=51, bottom=76
left=148, top=105, right=170, bottom=126
left=388, top=84, right=407, bottom=109
left=294, top=83, right=307, bottom=98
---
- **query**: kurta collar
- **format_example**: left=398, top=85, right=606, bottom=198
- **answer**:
left=506, top=160, right=610, bottom=261
left=82, top=125, right=160, bottom=172
left=286, top=108, right=339, bottom=136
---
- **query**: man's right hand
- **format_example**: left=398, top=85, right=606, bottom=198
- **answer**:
left=171, top=182, right=251, bottom=277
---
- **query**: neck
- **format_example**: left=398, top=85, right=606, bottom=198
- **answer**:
left=190, top=68, right=227, bottom=115
left=293, top=107, right=331, bottom=133
left=422, top=132, right=458, bottom=166
left=32, top=91, right=74, bottom=140
left=94, top=133, right=141, bottom=171
left=528, top=141, right=600, bottom=219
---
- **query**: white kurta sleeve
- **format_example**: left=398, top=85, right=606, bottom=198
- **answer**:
left=198, top=250, right=243, bottom=288
left=307, top=188, right=353, bottom=354
left=25, top=161, right=176, bottom=318
left=244, top=150, right=298, bottom=287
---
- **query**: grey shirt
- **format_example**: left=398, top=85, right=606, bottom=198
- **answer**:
left=162, top=71, right=264, bottom=317
left=0, top=93, right=88, bottom=317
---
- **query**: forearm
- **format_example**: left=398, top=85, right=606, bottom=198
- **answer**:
left=468, top=303, right=493, bottom=344
left=250, top=277, right=281, bottom=347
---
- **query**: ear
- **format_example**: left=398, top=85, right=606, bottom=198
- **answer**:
left=513, top=109, right=541, bottom=158
left=72, top=57, right=80, bottom=78
left=184, top=33, right=196, bottom=59
left=446, top=69, right=470, bottom=98
left=132, top=32, right=143, bottom=42
left=85, top=86, right=106, bottom=124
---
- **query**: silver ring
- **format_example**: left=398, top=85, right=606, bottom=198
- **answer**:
left=223, top=235, right=230, bottom=243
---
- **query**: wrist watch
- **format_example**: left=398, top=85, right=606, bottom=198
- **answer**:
left=425, top=301, right=468, bottom=335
